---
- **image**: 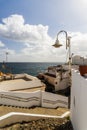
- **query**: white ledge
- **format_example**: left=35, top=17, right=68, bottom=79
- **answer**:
left=0, top=111, right=70, bottom=128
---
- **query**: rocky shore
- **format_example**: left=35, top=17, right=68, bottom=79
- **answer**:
left=1, top=118, right=73, bottom=130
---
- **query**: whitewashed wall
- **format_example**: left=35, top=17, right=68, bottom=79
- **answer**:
left=0, top=90, right=68, bottom=108
left=71, top=70, right=87, bottom=130
left=0, top=90, right=41, bottom=107
left=42, top=91, right=68, bottom=108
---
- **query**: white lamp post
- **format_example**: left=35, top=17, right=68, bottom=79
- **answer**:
left=52, top=30, right=71, bottom=74
left=53, top=30, right=72, bottom=108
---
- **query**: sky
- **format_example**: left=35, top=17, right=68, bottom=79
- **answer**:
left=0, top=0, right=87, bottom=62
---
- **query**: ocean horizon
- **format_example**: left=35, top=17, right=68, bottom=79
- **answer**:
left=0, top=62, right=64, bottom=76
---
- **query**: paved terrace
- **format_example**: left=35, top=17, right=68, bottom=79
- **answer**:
left=0, top=74, right=45, bottom=91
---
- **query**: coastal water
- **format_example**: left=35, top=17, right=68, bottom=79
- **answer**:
left=0, top=62, right=64, bottom=76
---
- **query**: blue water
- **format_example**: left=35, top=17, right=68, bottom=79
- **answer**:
left=0, top=62, right=64, bottom=76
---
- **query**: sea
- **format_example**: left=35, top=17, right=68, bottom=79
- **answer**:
left=0, top=62, right=64, bottom=76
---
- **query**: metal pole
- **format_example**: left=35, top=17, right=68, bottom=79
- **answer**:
left=6, top=52, right=9, bottom=62
left=68, top=37, right=71, bottom=75
left=67, top=37, right=71, bottom=109
left=57, top=30, right=68, bottom=49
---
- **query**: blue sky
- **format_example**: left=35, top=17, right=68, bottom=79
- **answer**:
left=0, top=0, right=87, bottom=62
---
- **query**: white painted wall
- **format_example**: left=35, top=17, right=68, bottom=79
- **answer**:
left=42, top=91, right=68, bottom=108
left=71, top=70, right=87, bottom=130
left=0, top=90, right=68, bottom=108
left=0, top=90, right=41, bottom=107
left=72, top=55, right=87, bottom=65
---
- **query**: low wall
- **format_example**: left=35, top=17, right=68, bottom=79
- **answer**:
left=0, top=79, right=43, bottom=91
left=0, top=90, right=69, bottom=127
left=0, top=111, right=70, bottom=128
left=0, top=90, right=68, bottom=108
left=42, top=91, right=68, bottom=108
left=14, top=73, right=37, bottom=80
left=0, top=90, right=41, bottom=107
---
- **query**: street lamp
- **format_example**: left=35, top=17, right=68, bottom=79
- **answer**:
left=53, top=30, right=71, bottom=109
left=52, top=30, right=71, bottom=74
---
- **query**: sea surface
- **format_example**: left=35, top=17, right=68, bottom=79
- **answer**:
left=0, top=62, right=64, bottom=76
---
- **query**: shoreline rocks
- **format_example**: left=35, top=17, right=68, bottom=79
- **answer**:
left=1, top=118, right=73, bottom=130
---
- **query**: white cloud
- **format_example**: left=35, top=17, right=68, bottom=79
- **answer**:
left=0, top=48, right=16, bottom=62
left=0, top=41, right=5, bottom=47
left=5, top=48, right=15, bottom=55
left=71, top=32, right=87, bottom=57
left=0, top=14, right=52, bottom=44
left=0, top=14, right=87, bottom=62
left=1, top=31, right=87, bottom=62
